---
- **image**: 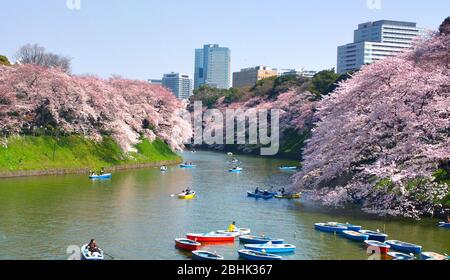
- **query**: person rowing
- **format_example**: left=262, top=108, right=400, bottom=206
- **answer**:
left=227, top=221, right=236, bottom=232
left=87, top=239, right=101, bottom=255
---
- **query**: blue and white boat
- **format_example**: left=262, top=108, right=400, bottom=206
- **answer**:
left=420, top=252, right=447, bottom=260
left=238, top=250, right=283, bottom=261
left=80, top=244, right=104, bottom=260
left=439, top=222, right=450, bottom=229
left=342, top=230, right=369, bottom=242
left=358, top=230, right=388, bottom=242
left=89, top=174, right=112, bottom=180
left=244, top=243, right=296, bottom=254
left=228, top=167, right=243, bottom=173
left=180, top=164, right=196, bottom=168
left=329, top=222, right=362, bottom=232
left=385, top=240, right=422, bottom=254
left=239, top=235, right=284, bottom=244
left=247, top=191, right=274, bottom=199
left=192, top=251, right=224, bottom=260
left=279, top=166, right=298, bottom=171
left=315, top=223, right=347, bottom=233
left=388, top=252, right=415, bottom=260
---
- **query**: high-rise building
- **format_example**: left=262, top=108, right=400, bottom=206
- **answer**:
left=194, top=44, right=231, bottom=89
left=162, top=72, right=193, bottom=100
left=337, top=20, right=425, bottom=74
left=232, top=66, right=278, bottom=88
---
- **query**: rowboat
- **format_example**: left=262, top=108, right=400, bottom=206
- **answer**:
left=186, top=233, right=235, bottom=243
left=387, top=252, right=415, bottom=260
left=279, top=166, right=298, bottom=171
left=175, top=238, right=201, bottom=251
left=342, top=230, right=369, bottom=242
left=80, top=244, right=104, bottom=260
left=228, top=167, right=243, bottom=173
left=239, top=235, right=284, bottom=244
left=238, top=250, right=283, bottom=261
left=275, top=193, right=302, bottom=199
left=247, top=191, right=274, bottom=199
left=244, top=243, right=296, bottom=254
left=315, top=223, right=347, bottom=233
left=328, top=222, right=362, bottom=232
left=439, top=222, right=450, bottom=229
left=192, top=251, right=224, bottom=260
left=359, top=230, right=388, bottom=242
left=178, top=192, right=196, bottom=200
left=364, top=240, right=390, bottom=255
left=160, top=166, right=168, bottom=172
left=385, top=240, right=422, bottom=254
left=216, top=228, right=251, bottom=237
left=89, top=174, right=112, bottom=180
left=420, top=252, right=447, bottom=260
left=180, top=164, right=196, bottom=168
left=227, top=152, right=233, bottom=156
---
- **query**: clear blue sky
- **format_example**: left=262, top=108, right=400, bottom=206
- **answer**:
left=1, top=0, right=448, bottom=80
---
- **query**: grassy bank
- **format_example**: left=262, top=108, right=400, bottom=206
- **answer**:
left=0, top=135, right=181, bottom=174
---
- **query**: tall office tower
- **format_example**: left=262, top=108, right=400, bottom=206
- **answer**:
left=337, top=20, right=424, bottom=74
left=194, top=44, right=231, bottom=89
left=162, top=72, right=193, bottom=100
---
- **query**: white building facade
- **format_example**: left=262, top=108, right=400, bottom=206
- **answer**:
left=162, top=73, right=193, bottom=100
left=337, top=20, right=424, bottom=74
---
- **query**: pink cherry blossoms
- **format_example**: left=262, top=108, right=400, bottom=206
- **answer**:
left=292, top=32, right=450, bottom=218
left=0, top=64, right=191, bottom=152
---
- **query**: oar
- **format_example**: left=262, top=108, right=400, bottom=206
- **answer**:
left=103, top=252, right=116, bottom=260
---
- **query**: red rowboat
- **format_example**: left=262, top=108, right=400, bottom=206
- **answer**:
left=364, top=240, right=390, bottom=255
left=175, top=238, right=201, bottom=251
left=186, top=233, right=235, bottom=243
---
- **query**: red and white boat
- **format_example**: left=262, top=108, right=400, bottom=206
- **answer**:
left=186, top=233, right=235, bottom=243
left=175, top=238, right=201, bottom=251
left=364, top=240, right=390, bottom=255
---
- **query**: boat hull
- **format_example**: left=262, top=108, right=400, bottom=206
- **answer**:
left=239, top=235, right=284, bottom=244
left=187, top=233, right=234, bottom=243
left=359, top=230, right=388, bottom=242
left=387, top=252, right=415, bottom=260
left=175, top=239, right=201, bottom=251
left=89, top=174, right=112, bottom=180
left=180, top=165, right=196, bottom=168
left=420, top=252, right=447, bottom=260
left=216, top=228, right=251, bottom=237
left=238, top=250, right=283, bottom=261
left=364, top=240, right=390, bottom=255
left=315, top=223, right=347, bottom=233
left=439, top=222, right=450, bottom=229
left=178, top=192, right=196, bottom=200
left=342, top=230, right=369, bottom=242
left=244, top=244, right=296, bottom=253
left=385, top=240, right=422, bottom=254
left=247, top=192, right=274, bottom=199
left=192, top=251, right=224, bottom=260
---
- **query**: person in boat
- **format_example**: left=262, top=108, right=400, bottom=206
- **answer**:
left=447, top=216, right=450, bottom=223
left=255, top=187, right=260, bottom=194
left=87, top=239, right=100, bottom=255
left=227, top=221, right=236, bottom=232
left=99, top=167, right=105, bottom=175
left=185, top=187, right=192, bottom=194
left=281, top=188, right=286, bottom=195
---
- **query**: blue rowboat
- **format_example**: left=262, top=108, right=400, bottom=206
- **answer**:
left=385, top=240, right=422, bottom=254
left=247, top=191, right=274, bottom=199
left=439, top=222, right=450, bottom=229
left=180, top=164, right=196, bottom=168
left=388, top=252, right=415, bottom=260
left=359, top=230, right=388, bottom=242
left=329, top=222, right=362, bottom=232
left=342, top=230, right=369, bottom=242
left=239, top=235, right=284, bottom=244
left=192, top=251, right=224, bottom=260
left=279, top=166, right=298, bottom=171
left=315, top=223, right=347, bottom=233
left=244, top=243, right=296, bottom=254
left=89, top=174, right=112, bottom=180
left=238, top=250, right=283, bottom=261
left=420, top=252, right=447, bottom=260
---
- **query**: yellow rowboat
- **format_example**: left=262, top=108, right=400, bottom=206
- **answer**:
left=178, top=192, right=196, bottom=200
left=274, top=193, right=302, bottom=199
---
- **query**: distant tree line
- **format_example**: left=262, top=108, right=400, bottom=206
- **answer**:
left=14, top=44, right=72, bottom=73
